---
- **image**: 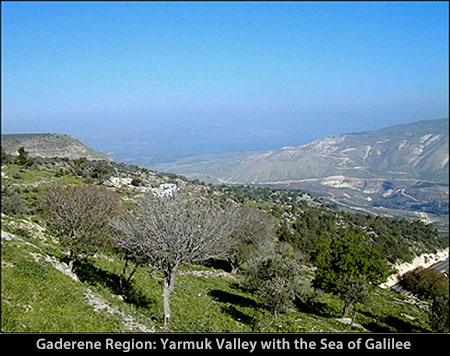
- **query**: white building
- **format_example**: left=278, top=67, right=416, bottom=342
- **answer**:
left=152, top=183, right=177, bottom=198
left=109, top=177, right=133, bottom=186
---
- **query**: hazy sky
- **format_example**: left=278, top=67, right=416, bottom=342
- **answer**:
left=2, top=1, right=449, bottom=155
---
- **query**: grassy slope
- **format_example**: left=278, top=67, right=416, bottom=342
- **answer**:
left=1, top=218, right=432, bottom=333
left=0, top=163, right=434, bottom=333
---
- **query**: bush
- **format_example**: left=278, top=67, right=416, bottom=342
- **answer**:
left=130, top=178, right=142, bottom=187
left=399, top=267, right=449, bottom=299
left=242, top=254, right=306, bottom=317
left=430, top=295, right=449, bottom=332
left=12, top=172, right=23, bottom=180
left=1, top=184, right=29, bottom=216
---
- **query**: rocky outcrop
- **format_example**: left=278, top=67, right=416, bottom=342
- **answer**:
left=380, top=248, right=449, bottom=289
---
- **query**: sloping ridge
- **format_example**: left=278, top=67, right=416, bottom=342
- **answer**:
left=149, top=119, right=449, bottom=228
left=224, top=118, right=449, bottom=184
left=2, top=133, right=113, bottom=161
left=151, top=118, right=448, bottom=185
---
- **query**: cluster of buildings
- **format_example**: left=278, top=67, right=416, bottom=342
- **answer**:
left=109, top=177, right=176, bottom=198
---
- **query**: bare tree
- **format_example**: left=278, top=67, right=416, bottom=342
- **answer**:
left=225, top=204, right=276, bottom=273
left=110, top=206, right=155, bottom=293
left=111, top=192, right=234, bottom=329
left=40, top=184, right=120, bottom=270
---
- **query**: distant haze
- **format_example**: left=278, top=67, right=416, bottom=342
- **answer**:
left=2, top=2, right=448, bottom=158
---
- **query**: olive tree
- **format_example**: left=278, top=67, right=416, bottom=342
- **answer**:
left=111, top=192, right=234, bottom=329
left=225, top=205, right=276, bottom=273
left=242, top=253, right=307, bottom=318
left=334, top=275, right=371, bottom=321
left=40, top=184, right=120, bottom=270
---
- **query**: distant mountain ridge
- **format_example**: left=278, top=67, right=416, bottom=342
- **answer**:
left=149, top=119, right=449, bottom=231
left=150, top=119, right=448, bottom=184
left=1, top=133, right=113, bottom=162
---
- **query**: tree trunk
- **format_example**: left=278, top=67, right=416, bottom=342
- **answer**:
left=122, top=258, right=129, bottom=277
left=126, top=264, right=139, bottom=285
left=163, top=268, right=177, bottom=330
left=120, top=259, right=139, bottom=293
left=342, top=301, right=353, bottom=318
left=229, top=256, right=239, bottom=274
left=68, top=250, right=77, bottom=271
left=351, top=309, right=357, bottom=326
left=119, top=258, right=129, bottom=292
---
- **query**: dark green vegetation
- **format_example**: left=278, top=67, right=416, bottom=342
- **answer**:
left=400, top=267, right=449, bottom=299
left=312, top=230, right=391, bottom=318
left=212, top=184, right=446, bottom=264
left=1, top=147, right=448, bottom=332
left=398, top=268, right=449, bottom=332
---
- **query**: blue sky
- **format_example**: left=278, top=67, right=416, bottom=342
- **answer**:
left=2, top=1, right=449, bottom=156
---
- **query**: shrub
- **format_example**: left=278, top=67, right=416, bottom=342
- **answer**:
left=400, top=267, right=449, bottom=299
left=130, top=178, right=142, bottom=187
left=1, top=184, right=29, bottom=216
left=242, top=254, right=305, bottom=317
left=430, top=295, right=449, bottom=332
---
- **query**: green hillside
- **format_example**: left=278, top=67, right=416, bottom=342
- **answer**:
left=1, top=151, right=448, bottom=333
left=1, top=222, right=437, bottom=333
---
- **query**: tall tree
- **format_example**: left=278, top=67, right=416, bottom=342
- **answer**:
left=225, top=205, right=275, bottom=273
left=16, top=146, right=33, bottom=166
left=111, top=192, right=234, bottom=329
left=313, top=229, right=391, bottom=317
left=40, top=184, right=121, bottom=270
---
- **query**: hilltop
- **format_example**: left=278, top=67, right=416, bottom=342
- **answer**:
left=2, top=133, right=113, bottom=162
